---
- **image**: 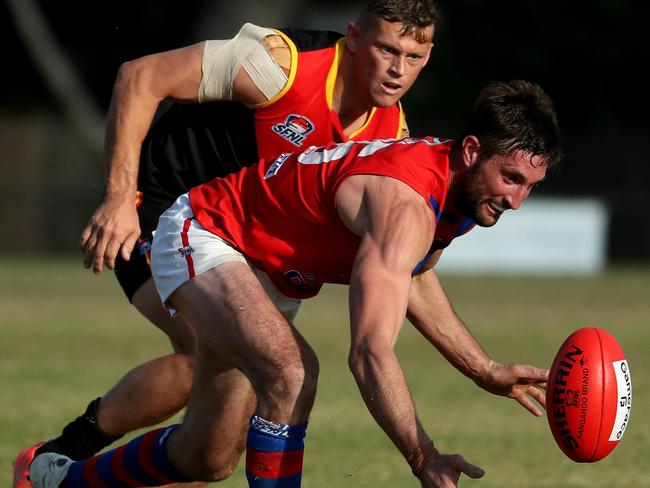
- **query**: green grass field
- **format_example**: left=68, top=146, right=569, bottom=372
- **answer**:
left=2, top=258, right=648, bottom=487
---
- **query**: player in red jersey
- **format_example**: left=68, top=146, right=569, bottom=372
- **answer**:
left=13, top=2, right=438, bottom=487
left=30, top=80, right=561, bottom=488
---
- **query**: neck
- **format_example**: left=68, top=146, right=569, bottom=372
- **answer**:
left=447, top=145, right=465, bottom=185
left=334, top=50, right=372, bottom=133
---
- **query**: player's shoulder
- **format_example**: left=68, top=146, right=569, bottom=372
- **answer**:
left=274, top=27, right=344, bottom=52
left=260, top=26, right=344, bottom=78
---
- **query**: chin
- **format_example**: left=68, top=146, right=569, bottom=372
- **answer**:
left=372, top=91, right=400, bottom=108
left=471, top=209, right=500, bottom=227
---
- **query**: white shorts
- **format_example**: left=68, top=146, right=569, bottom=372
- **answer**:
left=151, top=194, right=301, bottom=322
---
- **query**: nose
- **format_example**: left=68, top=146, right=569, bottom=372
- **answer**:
left=505, top=187, right=530, bottom=210
left=388, top=55, right=406, bottom=77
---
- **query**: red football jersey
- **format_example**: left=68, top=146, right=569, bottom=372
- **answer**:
left=252, top=33, right=405, bottom=161
left=189, top=138, right=453, bottom=298
left=138, top=29, right=405, bottom=213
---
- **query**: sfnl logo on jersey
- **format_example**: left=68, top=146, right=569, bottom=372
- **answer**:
left=272, top=114, right=315, bottom=147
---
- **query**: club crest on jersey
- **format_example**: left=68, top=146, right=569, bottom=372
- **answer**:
left=272, top=114, right=315, bottom=147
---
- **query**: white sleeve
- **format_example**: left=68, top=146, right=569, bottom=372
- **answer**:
left=199, top=23, right=288, bottom=102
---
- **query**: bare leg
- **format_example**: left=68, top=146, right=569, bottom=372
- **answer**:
left=96, top=279, right=197, bottom=437
left=98, top=278, right=206, bottom=488
left=166, top=261, right=319, bottom=481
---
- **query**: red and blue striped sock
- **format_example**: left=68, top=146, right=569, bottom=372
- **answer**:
left=245, top=415, right=307, bottom=487
left=64, top=424, right=190, bottom=487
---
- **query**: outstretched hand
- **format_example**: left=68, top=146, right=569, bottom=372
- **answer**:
left=475, top=361, right=548, bottom=416
left=80, top=197, right=140, bottom=274
left=418, top=452, right=485, bottom=488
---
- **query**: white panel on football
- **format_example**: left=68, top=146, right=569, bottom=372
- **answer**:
left=437, top=197, right=608, bottom=275
left=608, top=360, right=632, bottom=441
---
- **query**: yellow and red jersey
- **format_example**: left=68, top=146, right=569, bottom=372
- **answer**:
left=138, top=28, right=403, bottom=216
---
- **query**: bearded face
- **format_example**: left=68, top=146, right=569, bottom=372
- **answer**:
left=451, top=150, right=548, bottom=227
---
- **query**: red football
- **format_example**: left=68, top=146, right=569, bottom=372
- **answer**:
left=546, top=327, right=632, bottom=462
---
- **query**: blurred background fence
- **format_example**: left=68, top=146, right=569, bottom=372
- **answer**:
left=2, top=0, right=649, bottom=266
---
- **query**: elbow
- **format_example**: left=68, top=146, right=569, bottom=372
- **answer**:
left=348, top=340, right=393, bottom=380
left=115, top=59, right=140, bottom=85
left=348, top=345, right=366, bottom=379
left=114, top=58, right=156, bottom=99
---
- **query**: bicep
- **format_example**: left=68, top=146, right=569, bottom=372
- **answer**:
left=130, top=43, right=204, bottom=102
left=346, top=177, right=435, bottom=345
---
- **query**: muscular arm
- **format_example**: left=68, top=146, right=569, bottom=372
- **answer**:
left=408, top=252, right=548, bottom=416
left=408, top=254, right=492, bottom=380
left=81, top=30, right=288, bottom=273
left=341, top=175, right=434, bottom=460
left=337, top=176, right=484, bottom=485
left=80, top=44, right=204, bottom=273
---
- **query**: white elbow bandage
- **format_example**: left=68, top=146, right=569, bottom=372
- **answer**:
left=199, top=23, right=289, bottom=102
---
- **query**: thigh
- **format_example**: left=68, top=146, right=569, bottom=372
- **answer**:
left=132, top=278, right=197, bottom=355
left=169, top=261, right=310, bottom=378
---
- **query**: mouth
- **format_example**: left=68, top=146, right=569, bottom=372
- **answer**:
left=381, top=81, right=401, bottom=95
left=488, top=201, right=506, bottom=215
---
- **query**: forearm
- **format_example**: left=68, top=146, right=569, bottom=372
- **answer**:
left=407, top=271, right=492, bottom=382
left=103, top=45, right=203, bottom=200
left=349, top=264, right=435, bottom=468
left=103, top=61, right=160, bottom=200
left=349, top=344, right=432, bottom=460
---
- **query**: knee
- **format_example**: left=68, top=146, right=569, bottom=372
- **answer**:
left=199, top=456, right=239, bottom=482
left=265, top=348, right=320, bottom=408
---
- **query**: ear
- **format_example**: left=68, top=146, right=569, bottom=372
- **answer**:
left=421, top=43, right=433, bottom=66
left=347, top=21, right=360, bottom=53
left=421, top=27, right=435, bottom=66
left=461, top=135, right=481, bottom=168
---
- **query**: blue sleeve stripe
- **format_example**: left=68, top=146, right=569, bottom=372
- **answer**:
left=456, top=217, right=476, bottom=236
left=428, top=196, right=442, bottom=222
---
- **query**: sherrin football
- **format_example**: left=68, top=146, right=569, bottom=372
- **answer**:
left=546, top=327, right=632, bottom=462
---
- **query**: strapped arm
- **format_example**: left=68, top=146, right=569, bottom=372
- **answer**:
left=199, top=23, right=289, bottom=102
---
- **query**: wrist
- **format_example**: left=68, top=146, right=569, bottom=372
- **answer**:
left=102, top=188, right=139, bottom=205
left=468, top=358, right=496, bottom=385
left=407, top=441, right=439, bottom=478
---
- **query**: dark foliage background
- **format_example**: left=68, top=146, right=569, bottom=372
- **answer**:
left=2, top=0, right=648, bottom=260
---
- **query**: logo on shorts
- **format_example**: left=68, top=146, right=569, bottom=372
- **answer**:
left=272, top=114, right=315, bottom=147
left=137, top=238, right=152, bottom=256
left=285, top=270, right=316, bottom=290
left=178, top=246, right=195, bottom=258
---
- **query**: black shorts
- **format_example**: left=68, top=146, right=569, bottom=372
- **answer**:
left=114, top=199, right=172, bottom=302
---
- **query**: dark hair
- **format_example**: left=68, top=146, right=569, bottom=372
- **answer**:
left=456, top=80, right=562, bottom=169
left=357, top=0, right=439, bottom=43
